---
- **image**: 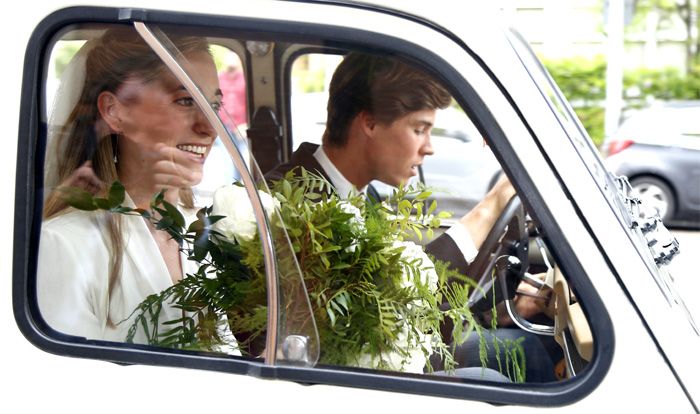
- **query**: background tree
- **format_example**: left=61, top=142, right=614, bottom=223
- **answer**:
left=629, top=0, right=699, bottom=74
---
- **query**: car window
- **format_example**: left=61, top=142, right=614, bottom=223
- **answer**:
left=287, top=49, right=604, bottom=385
left=421, top=108, right=502, bottom=219
left=46, top=34, right=249, bottom=207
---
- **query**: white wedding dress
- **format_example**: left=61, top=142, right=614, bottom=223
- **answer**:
left=37, top=196, right=240, bottom=356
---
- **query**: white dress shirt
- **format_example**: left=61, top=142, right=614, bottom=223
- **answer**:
left=313, top=145, right=478, bottom=265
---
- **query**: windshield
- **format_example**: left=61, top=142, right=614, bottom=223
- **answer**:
left=505, top=29, right=697, bottom=333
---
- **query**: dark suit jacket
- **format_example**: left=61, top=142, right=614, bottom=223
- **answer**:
left=265, top=142, right=470, bottom=274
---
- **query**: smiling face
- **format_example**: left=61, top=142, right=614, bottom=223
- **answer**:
left=368, top=108, right=436, bottom=187
left=101, top=50, right=221, bottom=189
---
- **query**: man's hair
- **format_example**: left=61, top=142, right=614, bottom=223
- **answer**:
left=323, top=53, right=452, bottom=147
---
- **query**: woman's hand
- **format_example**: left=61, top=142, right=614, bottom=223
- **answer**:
left=60, top=161, right=104, bottom=195
left=150, top=142, right=204, bottom=192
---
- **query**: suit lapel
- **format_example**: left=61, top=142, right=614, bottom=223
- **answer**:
left=366, top=184, right=381, bottom=204
left=288, top=143, right=332, bottom=183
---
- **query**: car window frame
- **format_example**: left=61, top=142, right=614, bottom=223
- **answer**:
left=13, top=4, right=614, bottom=407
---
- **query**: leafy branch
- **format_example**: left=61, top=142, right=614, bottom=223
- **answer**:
left=58, top=170, right=525, bottom=380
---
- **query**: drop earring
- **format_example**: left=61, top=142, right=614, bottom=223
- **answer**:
left=111, top=133, right=119, bottom=164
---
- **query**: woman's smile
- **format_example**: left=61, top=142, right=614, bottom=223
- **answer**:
left=176, top=144, right=209, bottom=158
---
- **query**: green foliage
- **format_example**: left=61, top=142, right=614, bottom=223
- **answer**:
left=543, top=56, right=607, bottom=147
left=271, top=169, right=471, bottom=371
left=487, top=278, right=526, bottom=383
left=543, top=56, right=607, bottom=104
left=60, top=171, right=525, bottom=379
left=291, top=57, right=327, bottom=93
left=625, top=65, right=700, bottom=101
left=543, top=55, right=700, bottom=147
left=573, top=106, right=606, bottom=147
left=52, top=41, right=86, bottom=79
left=59, top=181, right=126, bottom=212
left=60, top=182, right=267, bottom=352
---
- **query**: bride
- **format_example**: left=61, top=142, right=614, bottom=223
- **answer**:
left=38, top=26, right=230, bottom=346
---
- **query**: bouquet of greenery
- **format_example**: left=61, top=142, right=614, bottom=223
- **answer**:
left=60, top=169, right=524, bottom=378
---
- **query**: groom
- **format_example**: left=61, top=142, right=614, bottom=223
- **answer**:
left=266, top=52, right=556, bottom=382
left=267, top=52, right=515, bottom=278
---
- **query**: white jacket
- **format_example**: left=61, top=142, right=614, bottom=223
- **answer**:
left=37, top=207, right=191, bottom=343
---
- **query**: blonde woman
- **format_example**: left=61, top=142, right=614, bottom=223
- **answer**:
left=39, top=26, right=224, bottom=344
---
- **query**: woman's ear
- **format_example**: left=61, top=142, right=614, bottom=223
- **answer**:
left=97, top=91, right=122, bottom=133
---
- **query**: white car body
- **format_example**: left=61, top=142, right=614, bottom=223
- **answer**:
left=4, top=1, right=698, bottom=412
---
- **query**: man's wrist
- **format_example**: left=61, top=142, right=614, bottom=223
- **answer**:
left=445, top=224, right=478, bottom=264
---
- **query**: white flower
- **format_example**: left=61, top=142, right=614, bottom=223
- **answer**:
left=393, top=240, right=438, bottom=293
left=352, top=241, right=439, bottom=372
left=354, top=326, right=432, bottom=373
left=210, top=184, right=279, bottom=242
left=345, top=242, right=359, bottom=254
left=338, top=201, right=364, bottom=253
left=338, top=201, right=364, bottom=229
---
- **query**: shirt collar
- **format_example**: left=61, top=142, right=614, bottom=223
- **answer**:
left=313, top=145, right=367, bottom=198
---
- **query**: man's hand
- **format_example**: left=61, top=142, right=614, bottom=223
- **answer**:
left=489, top=173, right=516, bottom=213
left=514, top=280, right=553, bottom=319
left=494, top=276, right=553, bottom=326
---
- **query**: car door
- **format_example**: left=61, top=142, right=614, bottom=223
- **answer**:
left=9, top=1, right=696, bottom=411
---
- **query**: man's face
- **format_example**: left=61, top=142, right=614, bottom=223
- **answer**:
left=368, top=108, right=436, bottom=187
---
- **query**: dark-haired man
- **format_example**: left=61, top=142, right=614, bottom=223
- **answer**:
left=268, top=52, right=514, bottom=276
left=267, top=53, right=554, bottom=382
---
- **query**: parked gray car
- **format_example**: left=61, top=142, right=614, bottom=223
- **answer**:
left=604, top=101, right=700, bottom=226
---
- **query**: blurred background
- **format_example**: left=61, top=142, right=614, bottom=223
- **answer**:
left=497, top=0, right=698, bottom=147
left=290, top=0, right=699, bottom=223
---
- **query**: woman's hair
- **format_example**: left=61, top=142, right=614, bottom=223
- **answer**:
left=323, top=53, right=452, bottom=147
left=43, top=26, right=211, bottom=322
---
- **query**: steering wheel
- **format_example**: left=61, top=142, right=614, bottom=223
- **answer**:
left=467, top=194, right=529, bottom=312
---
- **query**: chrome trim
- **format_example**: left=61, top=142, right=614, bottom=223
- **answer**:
left=521, top=272, right=545, bottom=289
left=560, top=328, right=576, bottom=377
left=504, top=299, right=555, bottom=336
left=615, top=175, right=680, bottom=266
left=134, top=22, right=280, bottom=365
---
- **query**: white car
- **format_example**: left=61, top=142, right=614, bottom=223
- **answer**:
left=5, top=1, right=698, bottom=412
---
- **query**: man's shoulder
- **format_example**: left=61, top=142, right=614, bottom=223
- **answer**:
left=265, top=142, right=325, bottom=183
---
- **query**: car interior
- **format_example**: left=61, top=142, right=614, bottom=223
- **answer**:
left=37, top=22, right=595, bottom=386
